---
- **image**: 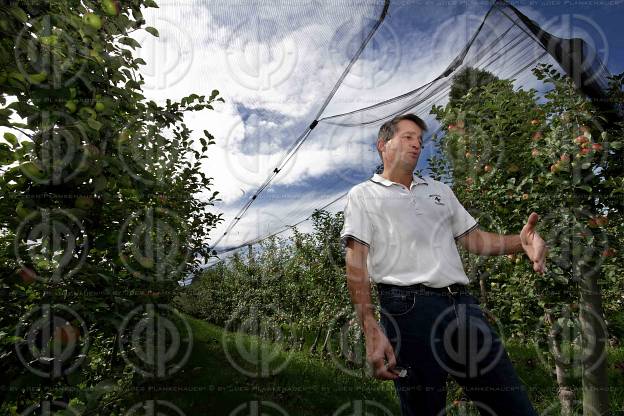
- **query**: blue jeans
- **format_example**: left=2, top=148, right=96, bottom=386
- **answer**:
left=377, top=284, right=538, bottom=416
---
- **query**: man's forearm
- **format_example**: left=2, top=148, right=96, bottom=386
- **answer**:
left=345, top=248, right=377, bottom=333
left=346, top=272, right=377, bottom=332
left=472, top=231, right=523, bottom=255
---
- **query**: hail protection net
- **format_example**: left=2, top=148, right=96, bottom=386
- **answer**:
left=200, top=0, right=616, bottom=266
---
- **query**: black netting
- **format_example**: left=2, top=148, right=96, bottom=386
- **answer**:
left=205, top=0, right=619, bottom=267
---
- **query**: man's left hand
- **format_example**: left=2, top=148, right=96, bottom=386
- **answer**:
left=520, top=212, right=548, bottom=275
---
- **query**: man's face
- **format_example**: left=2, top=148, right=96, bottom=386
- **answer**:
left=378, top=119, right=423, bottom=171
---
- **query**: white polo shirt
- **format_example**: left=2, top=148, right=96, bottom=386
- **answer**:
left=340, top=173, right=479, bottom=288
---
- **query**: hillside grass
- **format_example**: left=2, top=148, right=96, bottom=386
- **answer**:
left=127, top=314, right=624, bottom=415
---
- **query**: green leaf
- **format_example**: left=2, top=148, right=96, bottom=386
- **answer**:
left=609, top=141, right=622, bottom=149
left=9, top=6, right=28, bottom=23
left=119, top=37, right=141, bottom=49
left=87, top=118, right=103, bottom=131
left=576, top=185, right=592, bottom=193
left=145, top=26, right=159, bottom=37
left=3, top=132, right=18, bottom=147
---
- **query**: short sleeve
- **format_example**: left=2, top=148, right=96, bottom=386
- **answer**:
left=440, top=183, right=479, bottom=240
left=340, top=189, right=373, bottom=249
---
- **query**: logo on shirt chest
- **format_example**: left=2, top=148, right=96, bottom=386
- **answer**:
left=428, top=194, right=445, bottom=206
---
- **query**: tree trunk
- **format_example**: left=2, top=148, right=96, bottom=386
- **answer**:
left=579, top=269, right=610, bottom=416
left=309, top=327, right=322, bottom=354
left=545, top=311, right=575, bottom=416
left=479, top=272, right=488, bottom=306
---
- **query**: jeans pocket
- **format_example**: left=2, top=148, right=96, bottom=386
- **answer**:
left=380, top=293, right=416, bottom=317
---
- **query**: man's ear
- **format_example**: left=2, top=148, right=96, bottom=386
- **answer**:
left=376, top=138, right=385, bottom=154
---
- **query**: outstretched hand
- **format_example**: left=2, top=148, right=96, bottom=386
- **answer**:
left=520, top=212, right=548, bottom=275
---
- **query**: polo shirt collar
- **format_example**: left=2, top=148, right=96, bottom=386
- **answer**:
left=370, top=173, right=428, bottom=188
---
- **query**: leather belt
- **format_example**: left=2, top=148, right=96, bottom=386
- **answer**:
left=376, top=282, right=469, bottom=295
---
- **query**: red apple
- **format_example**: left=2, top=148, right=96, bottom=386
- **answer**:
left=531, top=131, right=542, bottom=141
left=574, top=135, right=589, bottom=145
left=531, top=148, right=540, bottom=157
left=448, top=124, right=457, bottom=131
left=18, top=267, right=37, bottom=284
left=560, top=154, right=570, bottom=162
left=465, top=151, right=473, bottom=158
left=54, top=324, right=80, bottom=345
left=580, top=148, right=591, bottom=155
left=483, top=164, right=492, bottom=173
left=550, top=162, right=560, bottom=173
left=591, top=143, right=603, bottom=152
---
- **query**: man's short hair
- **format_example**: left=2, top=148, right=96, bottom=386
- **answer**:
left=377, top=113, right=428, bottom=161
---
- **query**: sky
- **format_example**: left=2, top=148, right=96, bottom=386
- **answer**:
left=134, top=0, right=624, bottom=258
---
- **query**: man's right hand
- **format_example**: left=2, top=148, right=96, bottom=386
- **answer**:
left=364, top=321, right=399, bottom=380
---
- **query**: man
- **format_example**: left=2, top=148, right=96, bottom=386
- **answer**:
left=340, top=113, right=547, bottom=416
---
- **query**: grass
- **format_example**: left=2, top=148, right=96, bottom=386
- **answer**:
left=125, top=314, right=624, bottom=415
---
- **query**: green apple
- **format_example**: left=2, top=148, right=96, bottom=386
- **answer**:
left=79, top=106, right=97, bottom=119
left=16, top=201, right=31, bottom=219
left=65, top=100, right=77, bottom=113
left=75, top=196, right=95, bottom=210
left=83, top=13, right=102, bottom=30
left=20, top=161, right=44, bottom=178
left=101, top=0, right=120, bottom=16
left=94, top=101, right=105, bottom=112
